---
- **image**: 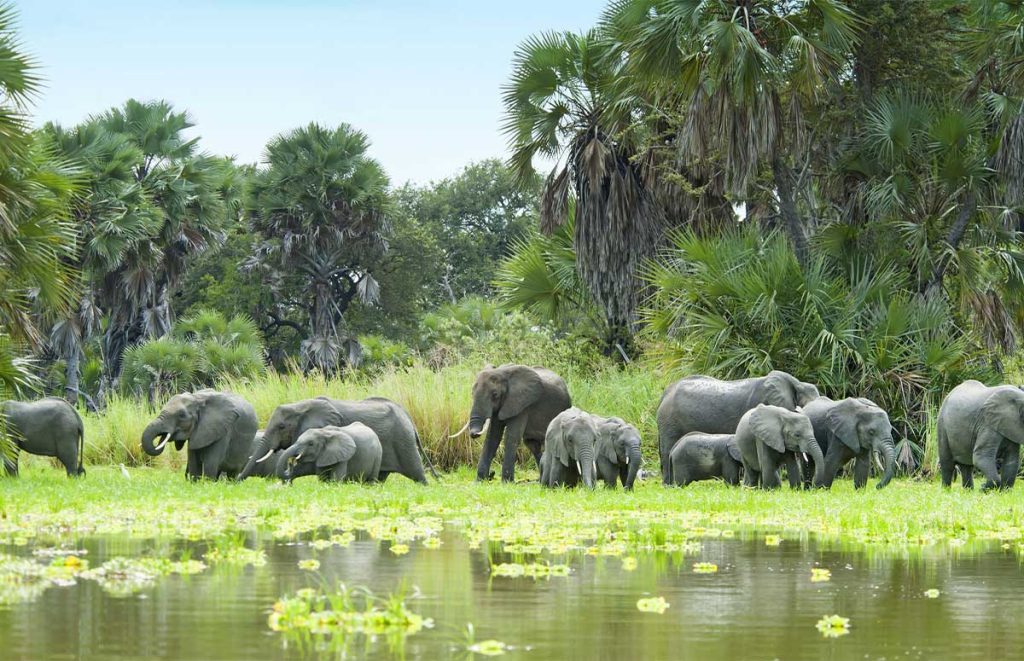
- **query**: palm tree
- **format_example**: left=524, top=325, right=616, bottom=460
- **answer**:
left=603, top=0, right=861, bottom=265
left=502, top=29, right=661, bottom=358
left=247, top=123, right=390, bottom=372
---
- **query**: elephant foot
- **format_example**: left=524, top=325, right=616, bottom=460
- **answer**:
left=475, top=470, right=496, bottom=482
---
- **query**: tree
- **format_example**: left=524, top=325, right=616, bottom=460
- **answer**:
left=603, top=0, right=861, bottom=265
left=502, top=29, right=662, bottom=358
left=247, top=123, right=390, bottom=372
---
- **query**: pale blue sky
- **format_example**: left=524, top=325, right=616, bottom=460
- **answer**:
left=16, top=1, right=601, bottom=184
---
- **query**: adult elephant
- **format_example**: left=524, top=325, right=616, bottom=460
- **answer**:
left=539, top=407, right=598, bottom=489
left=937, top=380, right=1024, bottom=490
left=238, top=396, right=434, bottom=483
left=1, top=398, right=85, bottom=477
left=594, top=416, right=642, bottom=489
left=801, top=397, right=896, bottom=490
left=141, top=389, right=258, bottom=480
left=656, top=371, right=820, bottom=484
left=666, top=432, right=743, bottom=487
left=276, top=423, right=382, bottom=483
left=451, top=364, right=571, bottom=483
left=244, top=432, right=283, bottom=478
left=735, top=404, right=824, bottom=489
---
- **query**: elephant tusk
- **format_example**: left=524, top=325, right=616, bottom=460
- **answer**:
left=153, top=433, right=170, bottom=452
left=448, top=421, right=470, bottom=438
left=479, top=418, right=491, bottom=437
left=255, top=448, right=275, bottom=464
left=575, top=460, right=582, bottom=474
left=801, top=452, right=809, bottom=463
left=625, top=455, right=629, bottom=465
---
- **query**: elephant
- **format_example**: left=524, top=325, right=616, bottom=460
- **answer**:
left=539, top=407, right=599, bottom=488
left=238, top=396, right=434, bottom=483
left=141, top=389, right=258, bottom=480
left=243, top=432, right=284, bottom=478
left=937, top=380, right=1024, bottom=490
left=801, top=397, right=896, bottom=489
left=734, top=404, right=825, bottom=489
left=594, top=416, right=643, bottom=489
left=666, top=432, right=743, bottom=487
left=1, top=398, right=85, bottom=477
left=656, top=371, right=820, bottom=484
left=451, top=364, right=571, bottom=483
left=276, top=423, right=383, bottom=483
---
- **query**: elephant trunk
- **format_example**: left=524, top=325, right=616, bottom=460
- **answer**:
left=467, top=397, right=492, bottom=439
left=141, top=420, right=170, bottom=457
left=625, top=443, right=642, bottom=490
left=579, top=444, right=596, bottom=489
left=876, top=437, right=896, bottom=489
left=276, top=444, right=302, bottom=482
left=238, top=432, right=276, bottom=481
left=807, top=440, right=826, bottom=488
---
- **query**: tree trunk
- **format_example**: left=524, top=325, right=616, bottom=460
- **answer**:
left=64, top=344, right=80, bottom=406
left=924, top=188, right=977, bottom=295
left=772, top=156, right=810, bottom=268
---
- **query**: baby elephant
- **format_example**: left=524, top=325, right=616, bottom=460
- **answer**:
left=667, top=433, right=743, bottom=487
left=540, top=407, right=600, bottom=488
left=594, top=417, right=643, bottom=489
left=276, top=423, right=382, bottom=483
left=735, top=404, right=825, bottom=489
left=2, top=398, right=85, bottom=477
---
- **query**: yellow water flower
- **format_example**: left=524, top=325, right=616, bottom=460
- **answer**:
left=816, top=614, right=850, bottom=638
left=811, top=568, right=831, bottom=582
left=924, top=589, right=940, bottom=598
left=765, top=535, right=782, bottom=547
left=636, top=597, right=670, bottom=614
left=692, top=562, right=718, bottom=574
left=297, top=559, right=320, bottom=571
left=390, top=543, right=410, bottom=555
left=468, top=640, right=508, bottom=656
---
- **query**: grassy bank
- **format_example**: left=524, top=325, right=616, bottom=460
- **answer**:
left=77, top=360, right=667, bottom=471
left=0, top=466, right=1019, bottom=550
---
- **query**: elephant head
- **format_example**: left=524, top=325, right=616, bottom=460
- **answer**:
left=597, top=417, right=643, bottom=489
left=238, top=397, right=343, bottom=479
left=764, top=371, right=820, bottom=409
left=457, top=365, right=543, bottom=438
left=276, top=426, right=358, bottom=482
left=750, top=404, right=825, bottom=486
left=547, top=409, right=598, bottom=488
left=827, top=398, right=896, bottom=489
left=980, top=387, right=1024, bottom=445
left=141, top=390, right=233, bottom=457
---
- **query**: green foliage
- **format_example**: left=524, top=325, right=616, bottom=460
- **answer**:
left=119, top=310, right=265, bottom=399
left=645, top=228, right=995, bottom=465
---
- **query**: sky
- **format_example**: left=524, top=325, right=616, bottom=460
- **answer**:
left=16, top=0, right=601, bottom=185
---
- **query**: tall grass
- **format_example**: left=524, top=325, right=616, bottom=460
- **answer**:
left=76, top=357, right=675, bottom=471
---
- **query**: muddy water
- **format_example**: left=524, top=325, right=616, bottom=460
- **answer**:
left=1, top=531, right=1023, bottom=660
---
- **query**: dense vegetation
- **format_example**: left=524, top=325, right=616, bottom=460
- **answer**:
left=4, top=2, right=1024, bottom=473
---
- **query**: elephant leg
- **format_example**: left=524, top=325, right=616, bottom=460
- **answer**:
left=957, top=464, right=975, bottom=489
left=742, top=464, right=759, bottom=488
left=186, top=450, right=202, bottom=481
left=937, top=425, right=955, bottom=487
left=784, top=454, right=801, bottom=489
left=475, top=419, right=505, bottom=481
left=722, top=460, right=740, bottom=486
left=524, top=439, right=543, bottom=470
left=201, top=443, right=228, bottom=480
left=377, top=471, right=391, bottom=483
left=499, top=416, right=528, bottom=483
left=756, top=444, right=781, bottom=489
left=853, top=454, right=870, bottom=489
left=1000, top=444, right=1020, bottom=489
left=973, top=431, right=1003, bottom=490
left=595, top=457, right=617, bottom=488
left=618, top=464, right=629, bottom=489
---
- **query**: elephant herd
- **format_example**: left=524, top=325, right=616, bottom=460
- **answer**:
left=1, top=366, right=1023, bottom=492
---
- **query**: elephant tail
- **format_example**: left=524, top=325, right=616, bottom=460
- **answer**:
left=76, top=420, right=84, bottom=475
left=417, top=430, right=439, bottom=480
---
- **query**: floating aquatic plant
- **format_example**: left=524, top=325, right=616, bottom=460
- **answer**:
left=468, top=639, right=509, bottom=656
left=765, top=535, right=782, bottom=547
left=298, top=559, right=320, bottom=571
left=924, top=589, right=940, bottom=598
left=692, top=562, right=718, bottom=574
left=491, top=562, right=570, bottom=579
left=636, top=597, right=670, bottom=614
left=811, top=568, right=831, bottom=582
left=815, top=615, right=850, bottom=638
left=621, top=557, right=638, bottom=571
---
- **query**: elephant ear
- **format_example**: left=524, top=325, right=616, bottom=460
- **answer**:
left=318, top=433, right=357, bottom=468
left=981, top=388, right=1024, bottom=445
left=299, top=399, right=344, bottom=433
left=498, top=366, right=543, bottom=421
left=546, top=415, right=572, bottom=467
left=597, top=419, right=622, bottom=464
left=762, top=372, right=793, bottom=409
left=827, top=399, right=863, bottom=453
left=190, top=393, right=238, bottom=451
left=750, top=405, right=786, bottom=453
left=726, top=438, right=743, bottom=463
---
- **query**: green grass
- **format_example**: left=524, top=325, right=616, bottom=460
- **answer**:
left=2, top=466, right=1022, bottom=551
left=77, top=360, right=670, bottom=471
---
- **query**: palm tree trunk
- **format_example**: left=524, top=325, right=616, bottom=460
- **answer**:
left=772, top=156, right=810, bottom=268
left=64, top=344, right=80, bottom=405
left=924, top=188, right=977, bottom=295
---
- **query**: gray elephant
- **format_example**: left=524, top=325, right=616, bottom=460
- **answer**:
left=539, top=407, right=599, bottom=488
left=594, top=416, right=642, bottom=489
left=937, top=380, right=1024, bottom=489
left=238, top=396, right=433, bottom=483
left=1, top=398, right=84, bottom=477
left=801, top=397, right=896, bottom=489
left=451, top=364, right=571, bottom=483
left=657, top=371, right=820, bottom=484
left=276, top=423, right=382, bottom=483
left=243, top=432, right=284, bottom=478
left=666, top=433, right=743, bottom=487
left=141, top=389, right=258, bottom=480
left=735, top=404, right=824, bottom=489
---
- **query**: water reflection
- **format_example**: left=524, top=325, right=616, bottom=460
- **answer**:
left=1, top=531, right=1023, bottom=660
